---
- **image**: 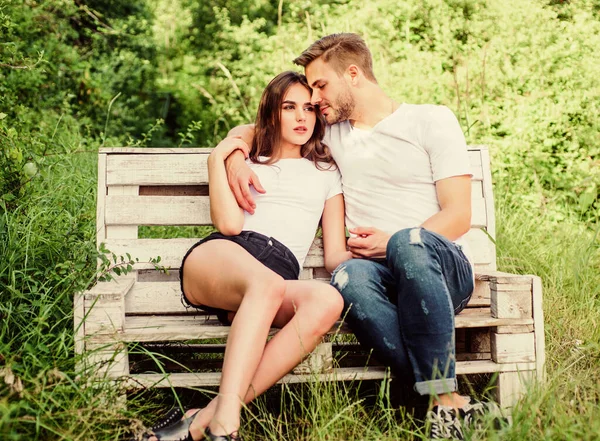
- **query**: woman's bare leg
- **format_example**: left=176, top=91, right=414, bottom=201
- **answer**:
left=188, top=280, right=343, bottom=439
left=175, top=240, right=287, bottom=438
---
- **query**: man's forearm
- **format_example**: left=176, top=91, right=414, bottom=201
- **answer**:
left=225, top=148, right=247, bottom=171
left=420, top=208, right=471, bottom=241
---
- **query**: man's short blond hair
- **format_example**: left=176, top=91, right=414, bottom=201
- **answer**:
left=293, top=33, right=377, bottom=83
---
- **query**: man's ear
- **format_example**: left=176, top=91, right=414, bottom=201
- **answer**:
left=346, top=64, right=360, bottom=84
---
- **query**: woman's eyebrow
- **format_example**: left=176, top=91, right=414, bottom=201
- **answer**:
left=282, top=100, right=313, bottom=106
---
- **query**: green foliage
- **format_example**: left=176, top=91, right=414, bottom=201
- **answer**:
left=1, top=0, right=599, bottom=439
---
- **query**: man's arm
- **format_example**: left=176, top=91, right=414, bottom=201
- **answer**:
left=224, top=124, right=265, bottom=214
left=347, top=176, right=471, bottom=259
left=420, top=175, right=471, bottom=240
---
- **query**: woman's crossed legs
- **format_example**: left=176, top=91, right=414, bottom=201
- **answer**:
left=151, top=239, right=343, bottom=440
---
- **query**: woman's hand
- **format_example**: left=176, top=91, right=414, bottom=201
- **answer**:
left=211, top=137, right=250, bottom=161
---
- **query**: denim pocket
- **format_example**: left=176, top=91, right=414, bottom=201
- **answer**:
left=255, top=239, right=275, bottom=262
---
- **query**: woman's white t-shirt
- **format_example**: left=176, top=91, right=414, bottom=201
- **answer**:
left=242, top=157, right=342, bottom=269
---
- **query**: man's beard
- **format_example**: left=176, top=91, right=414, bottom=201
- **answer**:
left=327, top=87, right=355, bottom=125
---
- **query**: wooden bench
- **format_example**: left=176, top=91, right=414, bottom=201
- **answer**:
left=74, top=146, right=545, bottom=410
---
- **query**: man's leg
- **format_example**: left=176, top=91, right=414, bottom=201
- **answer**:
left=386, top=227, right=473, bottom=397
left=331, top=259, right=412, bottom=378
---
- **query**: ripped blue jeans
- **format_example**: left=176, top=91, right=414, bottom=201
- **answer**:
left=331, top=228, right=473, bottom=396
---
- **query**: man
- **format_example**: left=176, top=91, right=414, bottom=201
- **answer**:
left=225, top=33, right=500, bottom=439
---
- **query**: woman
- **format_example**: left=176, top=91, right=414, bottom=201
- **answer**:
left=147, top=71, right=351, bottom=441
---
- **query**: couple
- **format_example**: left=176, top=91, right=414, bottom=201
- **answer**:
left=146, top=33, right=489, bottom=441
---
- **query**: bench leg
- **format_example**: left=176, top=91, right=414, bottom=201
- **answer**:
left=87, top=342, right=130, bottom=380
left=85, top=342, right=129, bottom=409
left=495, top=370, right=535, bottom=412
left=292, top=342, right=333, bottom=375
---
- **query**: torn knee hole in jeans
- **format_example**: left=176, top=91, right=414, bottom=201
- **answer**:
left=409, top=228, right=424, bottom=246
left=331, top=265, right=349, bottom=290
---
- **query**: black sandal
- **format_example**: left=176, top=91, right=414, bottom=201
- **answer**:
left=150, top=407, right=186, bottom=432
left=143, top=410, right=200, bottom=441
left=204, top=428, right=242, bottom=441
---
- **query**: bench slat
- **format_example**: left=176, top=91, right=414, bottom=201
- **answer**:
left=104, top=194, right=486, bottom=228
left=105, top=150, right=484, bottom=186
left=104, top=226, right=494, bottom=274
left=88, top=309, right=534, bottom=344
left=123, top=278, right=493, bottom=315
left=124, top=360, right=536, bottom=389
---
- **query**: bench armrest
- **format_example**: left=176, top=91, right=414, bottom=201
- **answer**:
left=77, top=278, right=136, bottom=336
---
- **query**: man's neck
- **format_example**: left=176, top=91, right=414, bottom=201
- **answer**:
left=349, top=84, right=397, bottom=130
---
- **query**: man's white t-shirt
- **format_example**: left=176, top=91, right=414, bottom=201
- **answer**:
left=243, top=157, right=342, bottom=269
left=323, top=103, right=474, bottom=263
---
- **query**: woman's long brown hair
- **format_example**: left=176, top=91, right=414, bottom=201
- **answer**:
left=250, top=71, right=335, bottom=169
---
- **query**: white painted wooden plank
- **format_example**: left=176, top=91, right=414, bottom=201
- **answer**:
left=84, top=278, right=136, bottom=298
left=96, top=153, right=107, bottom=246
left=124, top=281, right=184, bottom=314
left=292, top=342, right=333, bottom=374
left=102, top=229, right=493, bottom=276
left=455, top=309, right=534, bottom=328
left=107, top=154, right=210, bottom=186
left=477, top=271, right=533, bottom=285
left=104, top=194, right=485, bottom=228
left=104, top=238, right=196, bottom=272
left=86, top=343, right=130, bottom=380
left=468, top=148, right=483, bottom=167
left=101, top=147, right=213, bottom=154
left=532, top=276, right=546, bottom=381
left=298, top=268, right=313, bottom=280
left=457, top=360, right=535, bottom=375
left=472, top=180, right=484, bottom=198
left=89, top=307, right=534, bottom=343
left=105, top=195, right=212, bottom=226
left=106, top=187, right=139, bottom=238
left=469, top=278, right=490, bottom=306
left=471, top=197, right=487, bottom=228
left=480, top=147, right=496, bottom=240
left=126, top=367, right=389, bottom=389
left=492, top=333, right=536, bottom=363
left=495, top=325, right=534, bottom=334
left=102, top=147, right=479, bottom=158
left=74, top=292, right=86, bottom=358
left=491, top=289, right=533, bottom=319
left=464, top=228, right=494, bottom=267
left=124, top=360, right=536, bottom=389
left=496, top=370, right=534, bottom=410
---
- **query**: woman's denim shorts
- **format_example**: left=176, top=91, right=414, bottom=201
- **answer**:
left=179, top=230, right=300, bottom=324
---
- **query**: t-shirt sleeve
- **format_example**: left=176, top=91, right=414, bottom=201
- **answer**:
left=326, top=168, right=343, bottom=200
left=422, top=106, right=472, bottom=182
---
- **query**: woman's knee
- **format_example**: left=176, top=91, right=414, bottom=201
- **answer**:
left=320, top=285, right=344, bottom=321
left=300, top=285, right=343, bottom=336
left=247, top=273, right=286, bottom=304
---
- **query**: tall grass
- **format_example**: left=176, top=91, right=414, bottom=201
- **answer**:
left=0, top=150, right=155, bottom=440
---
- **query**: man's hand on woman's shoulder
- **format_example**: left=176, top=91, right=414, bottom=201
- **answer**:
left=223, top=124, right=264, bottom=214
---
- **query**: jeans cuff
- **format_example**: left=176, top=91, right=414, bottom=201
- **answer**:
left=414, top=378, right=458, bottom=396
